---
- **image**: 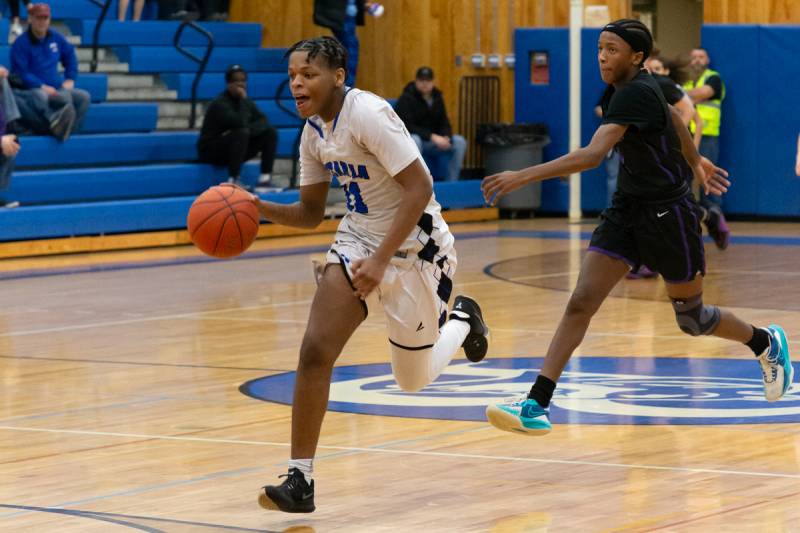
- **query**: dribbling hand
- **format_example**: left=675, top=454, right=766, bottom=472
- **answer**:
left=219, top=182, right=258, bottom=205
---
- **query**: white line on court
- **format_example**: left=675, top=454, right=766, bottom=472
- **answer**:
left=0, top=299, right=314, bottom=338
left=2, top=425, right=799, bottom=481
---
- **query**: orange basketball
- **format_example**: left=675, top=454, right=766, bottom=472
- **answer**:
left=187, top=185, right=260, bottom=258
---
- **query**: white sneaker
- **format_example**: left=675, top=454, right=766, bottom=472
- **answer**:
left=758, top=325, right=794, bottom=402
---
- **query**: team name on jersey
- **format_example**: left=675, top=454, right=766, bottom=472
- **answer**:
left=324, top=160, right=371, bottom=182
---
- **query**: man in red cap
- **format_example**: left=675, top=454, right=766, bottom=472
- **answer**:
left=10, top=3, right=90, bottom=141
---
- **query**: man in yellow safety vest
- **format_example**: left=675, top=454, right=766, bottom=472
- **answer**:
left=684, top=47, right=730, bottom=250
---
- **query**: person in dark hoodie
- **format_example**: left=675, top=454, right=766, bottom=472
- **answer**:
left=197, top=65, right=278, bottom=190
left=394, top=67, right=466, bottom=181
left=0, top=102, right=21, bottom=209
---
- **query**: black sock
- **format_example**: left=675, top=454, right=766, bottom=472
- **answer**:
left=746, top=325, right=770, bottom=356
left=527, top=375, right=556, bottom=408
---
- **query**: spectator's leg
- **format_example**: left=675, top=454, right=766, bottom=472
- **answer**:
left=447, top=134, right=467, bottom=181
left=698, top=135, right=722, bottom=208
left=0, top=153, right=15, bottom=206
left=119, top=0, right=130, bottom=20
left=410, top=133, right=424, bottom=155
left=247, top=127, right=277, bottom=176
left=133, top=0, right=146, bottom=20
left=63, top=89, right=91, bottom=133
left=12, top=90, right=50, bottom=134
left=332, top=12, right=359, bottom=86
left=199, top=128, right=250, bottom=180
left=29, top=88, right=68, bottom=123
left=605, top=149, right=620, bottom=207
left=9, top=0, right=20, bottom=18
left=1, top=78, right=22, bottom=124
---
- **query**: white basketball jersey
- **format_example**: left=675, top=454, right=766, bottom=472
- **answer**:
left=298, top=88, right=454, bottom=255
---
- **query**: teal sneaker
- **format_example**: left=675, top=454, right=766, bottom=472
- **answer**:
left=759, top=324, right=794, bottom=402
left=486, top=395, right=552, bottom=436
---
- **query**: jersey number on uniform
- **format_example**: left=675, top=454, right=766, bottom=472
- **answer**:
left=343, top=182, right=368, bottom=214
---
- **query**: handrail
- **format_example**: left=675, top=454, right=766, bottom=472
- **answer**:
left=88, top=0, right=113, bottom=73
left=173, top=21, right=215, bottom=129
left=274, top=78, right=303, bottom=187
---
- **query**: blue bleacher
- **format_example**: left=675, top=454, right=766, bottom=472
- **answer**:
left=0, top=10, right=486, bottom=244
left=114, top=46, right=285, bottom=73
left=17, top=132, right=198, bottom=167
left=65, top=20, right=263, bottom=47
left=162, top=72, right=289, bottom=100
left=82, top=103, right=158, bottom=133
left=9, top=162, right=260, bottom=205
left=256, top=100, right=303, bottom=128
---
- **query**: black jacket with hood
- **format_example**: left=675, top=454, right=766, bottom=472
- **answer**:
left=394, top=82, right=453, bottom=141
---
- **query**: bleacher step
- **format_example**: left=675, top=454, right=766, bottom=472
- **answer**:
left=76, top=47, right=109, bottom=61
left=107, top=88, right=178, bottom=101
left=79, top=62, right=129, bottom=73
left=107, top=74, right=159, bottom=89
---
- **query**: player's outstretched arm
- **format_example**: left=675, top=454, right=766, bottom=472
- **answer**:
left=252, top=181, right=330, bottom=229
left=481, top=123, right=626, bottom=206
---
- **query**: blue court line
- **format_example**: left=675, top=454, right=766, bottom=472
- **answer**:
left=0, top=505, right=281, bottom=532
left=1, top=228, right=799, bottom=282
left=0, top=466, right=264, bottom=520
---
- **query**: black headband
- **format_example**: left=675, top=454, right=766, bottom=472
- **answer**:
left=602, top=23, right=651, bottom=60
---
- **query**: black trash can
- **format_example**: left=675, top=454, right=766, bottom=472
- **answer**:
left=478, top=123, right=549, bottom=212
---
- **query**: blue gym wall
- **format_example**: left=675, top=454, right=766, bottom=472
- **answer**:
left=515, top=25, right=800, bottom=217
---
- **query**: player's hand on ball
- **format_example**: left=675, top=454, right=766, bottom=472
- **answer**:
left=481, top=170, right=526, bottom=206
left=351, top=255, right=388, bottom=300
left=219, top=182, right=258, bottom=204
left=694, top=157, right=730, bottom=196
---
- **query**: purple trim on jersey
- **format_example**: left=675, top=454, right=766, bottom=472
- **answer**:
left=307, top=119, right=324, bottom=139
left=684, top=197, right=706, bottom=275
left=587, top=246, right=636, bottom=267
left=673, top=204, right=694, bottom=282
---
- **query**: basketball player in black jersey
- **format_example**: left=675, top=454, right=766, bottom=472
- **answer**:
left=482, top=19, right=792, bottom=436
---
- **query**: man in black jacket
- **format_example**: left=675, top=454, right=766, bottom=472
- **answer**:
left=394, top=67, right=466, bottom=181
left=198, top=65, right=278, bottom=190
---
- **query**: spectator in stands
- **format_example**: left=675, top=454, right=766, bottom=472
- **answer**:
left=198, top=65, right=278, bottom=191
left=395, top=66, right=466, bottom=182
left=0, top=66, right=22, bottom=128
left=0, top=101, right=21, bottom=208
left=10, top=3, right=89, bottom=141
left=119, top=0, right=145, bottom=21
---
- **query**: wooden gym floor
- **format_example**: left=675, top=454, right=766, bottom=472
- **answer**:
left=1, top=218, right=800, bottom=532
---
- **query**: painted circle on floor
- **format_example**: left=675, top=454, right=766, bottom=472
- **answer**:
left=239, top=357, right=800, bottom=425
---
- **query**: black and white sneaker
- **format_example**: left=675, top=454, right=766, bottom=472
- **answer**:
left=258, top=468, right=315, bottom=513
left=449, top=295, right=489, bottom=362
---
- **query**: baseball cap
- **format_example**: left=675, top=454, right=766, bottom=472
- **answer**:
left=225, top=64, right=247, bottom=82
left=415, top=67, right=434, bottom=81
left=29, top=3, right=51, bottom=18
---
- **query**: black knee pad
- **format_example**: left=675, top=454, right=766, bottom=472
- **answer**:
left=671, top=294, right=721, bottom=336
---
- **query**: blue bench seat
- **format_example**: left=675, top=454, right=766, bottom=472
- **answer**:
left=115, top=46, right=286, bottom=73
left=162, top=72, right=288, bottom=100
left=65, top=20, right=263, bottom=47
left=82, top=103, right=158, bottom=133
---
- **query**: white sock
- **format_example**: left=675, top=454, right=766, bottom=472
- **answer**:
left=288, top=458, right=313, bottom=483
left=431, top=318, right=470, bottom=373
left=259, top=173, right=271, bottom=184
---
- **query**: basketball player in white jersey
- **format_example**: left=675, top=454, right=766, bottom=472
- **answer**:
left=244, top=36, right=489, bottom=513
